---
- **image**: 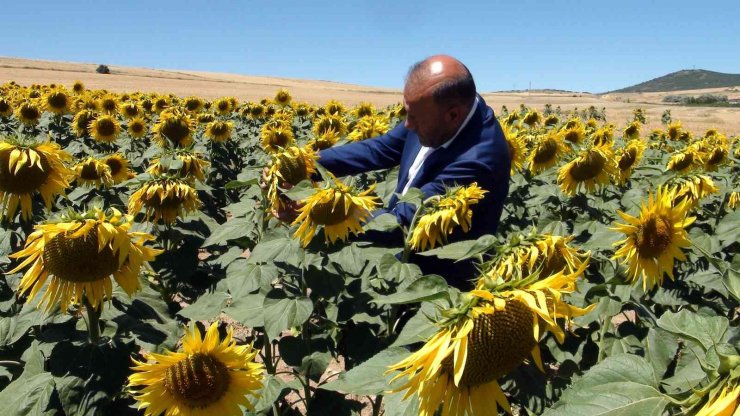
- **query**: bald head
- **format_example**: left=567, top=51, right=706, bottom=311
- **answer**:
left=405, top=55, right=476, bottom=108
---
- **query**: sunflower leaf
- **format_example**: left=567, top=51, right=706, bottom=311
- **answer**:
left=320, top=346, right=409, bottom=395
left=262, top=291, right=313, bottom=340
left=372, top=274, right=449, bottom=305
left=656, top=309, right=729, bottom=351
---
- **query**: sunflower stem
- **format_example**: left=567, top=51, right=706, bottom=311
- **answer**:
left=371, top=394, right=384, bottom=416
left=263, top=331, right=276, bottom=374
left=402, top=203, right=426, bottom=263
left=82, top=297, right=101, bottom=344
left=597, top=316, right=611, bottom=362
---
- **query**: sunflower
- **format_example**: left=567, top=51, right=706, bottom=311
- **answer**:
left=120, top=102, right=141, bottom=119
left=503, top=124, right=527, bottom=174
left=260, top=122, right=295, bottom=154
left=410, top=184, right=487, bottom=251
left=70, top=109, right=96, bottom=137
left=42, top=89, right=71, bottom=115
left=543, top=114, right=559, bottom=127
left=183, top=96, right=205, bottom=113
left=248, top=104, right=267, bottom=119
left=666, top=121, right=683, bottom=141
left=213, top=97, right=233, bottom=115
left=294, top=102, right=311, bottom=117
left=273, top=88, right=292, bottom=106
left=728, top=192, right=739, bottom=210
left=324, top=99, right=346, bottom=116
left=351, top=102, right=376, bottom=118
left=614, top=139, right=646, bottom=185
left=74, top=157, right=113, bottom=188
left=0, top=140, right=72, bottom=221
left=703, top=145, right=729, bottom=171
left=72, top=81, right=85, bottom=94
left=528, top=131, right=568, bottom=174
left=153, top=110, right=196, bottom=148
left=292, top=178, right=380, bottom=247
left=129, top=178, right=201, bottom=224
left=388, top=265, right=593, bottom=416
left=127, top=117, right=149, bottom=139
left=148, top=151, right=210, bottom=183
left=559, top=124, right=586, bottom=146
left=590, top=125, right=614, bottom=146
left=128, top=321, right=264, bottom=416
left=204, top=120, right=234, bottom=143
left=89, top=115, right=121, bottom=143
left=622, top=121, right=641, bottom=140
left=347, top=115, right=390, bottom=141
left=98, top=94, right=119, bottom=115
left=667, top=147, right=702, bottom=173
left=501, top=111, right=519, bottom=127
left=557, top=145, right=616, bottom=196
left=103, top=154, right=132, bottom=183
left=9, top=207, right=162, bottom=312
left=611, top=186, right=695, bottom=290
left=310, top=130, right=341, bottom=151
left=15, top=100, right=42, bottom=126
left=265, top=145, right=317, bottom=210
left=670, top=174, right=719, bottom=209
left=521, top=110, right=541, bottom=127
left=0, top=98, right=12, bottom=117
left=152, top=96, right=170, bottom=114
left=312, top=113, right=348, bottom=137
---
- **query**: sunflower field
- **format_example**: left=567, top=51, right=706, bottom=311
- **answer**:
left=0, top=81, right=738, bottom=416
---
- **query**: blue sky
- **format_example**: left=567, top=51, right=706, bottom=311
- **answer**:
left=2, top=1, right=738, bottom=93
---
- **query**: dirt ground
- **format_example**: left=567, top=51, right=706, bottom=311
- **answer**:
left=1, top=57, right=738, bottom=135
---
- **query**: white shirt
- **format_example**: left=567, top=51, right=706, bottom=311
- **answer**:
left=401, top=97, right=480, bottom=195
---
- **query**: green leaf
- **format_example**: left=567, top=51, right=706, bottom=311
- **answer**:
left=376, top=253, right=422, bottom=285
left=645, top=328, right=679, bottom=380
left=300, top=351, right=331, bottom=382
left=383, top=391, right=420, bottom=416
left=656, top=309, right=729, bottom=351
left=321, top=347, right=409, bottom=395
left=543, top=354, right=669, bottom=416
left=0, top=304, right=42, bottom=347
left=282, top=179, right=315, bottom=201
left=176, top=292, right=230, bottom=321
left=391, top=302, right=439, bottom=347
left=373, top=274, right=449, bottom=305
left=416, top=234, right=497, bottom=260
left=0, top=343, right=57, bottom=416
left=365, top=213, right=400, bottom=232
left=262, top=292, right=313, bottom=340
left=396, top=188, right=423, bottom=206
left=224, top=293, right=265, bottom=328
left=225, top=260, right=278, bottom=297
left=202, top=216, right=255, bottom=247
left=224, top=178, right=258, bottom=189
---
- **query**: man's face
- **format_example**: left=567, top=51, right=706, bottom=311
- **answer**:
left=403, top=89, right=452, bottom=148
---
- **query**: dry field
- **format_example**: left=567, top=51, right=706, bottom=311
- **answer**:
left=1, top=57, right=738, bottom=135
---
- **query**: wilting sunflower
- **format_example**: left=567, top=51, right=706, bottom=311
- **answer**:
left=103, top=154, right=132, bottom=183
left=89, top=115, right=122, bottom=143
left=0, top=139, right=72, bottom=221
left=273, top=88, right=292, bottom=106
left=543, top=114, right=559, bottom=127
left=204, top=120, right=234, bottom=142
left=310, top=130, right=341, bottom=151
left=153, top=110, right=196, bottom=148
left=128, top=321, right=264, bottom=416
left=557, top=145, right=616, bottom=196
left=501, top=111, right=519, bottom=127
left=590, top=125, right=614, bottom=146
left=614, top=139, right=646, bottom=185
left=9, top=207, right=162, bottom=312
left=74, top=157, right=113, bottom=188
left=622, top=121, right=641, bottom=140
left=410, top=183, right=487, bottom=251
left=127, top=117, right=149, bottom=139
left=71, top=109, right=97, bottom=137
left=729, top=192, right=739, bottom=210
left=528, top=131, right=568, bottom=174
left=667, top=147, right=702, bottom=173
left=703, top=145, right=729, bottom=171
left=521, top=109, right=541, bottom=127
left=611, top=186, right=695, bottom=290
left=388, top=265, right=593, bottom=416
left=351, top=102, right=376, bottom=118
left=503, top=124, right=527, bottom=174
left=15, top=100, right=42, bottom=126
left=129, top=178, right=201, bottom=224
left=670, top=174, right=719, bottom=209
left=42, top=89, right=71, bottom=115
left=292, top=178, right=380, bottom=247
left=260, top=122, right=295, bottom=153
left=477, top=232, right=589, bottom=287
left=559, top=124, right=586, bottom=146
left=312, top=113, right=348, bottom=137
left=265, top=145, right=317, bottom=211
left=0, top=98, right=12, bottom=117
left=347, top=115, right=390, bottom=141
left=147, top=151, right=210, bottom=183
left=666, top=121, right=683, bottom=141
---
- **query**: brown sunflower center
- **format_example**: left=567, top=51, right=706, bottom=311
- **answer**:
left=533, top=138, right=558, bottom=163
left=671, top=153, right=693, bottom=171
left=100, top=99, right=117, bottom=113
left=563, top=129, right=582, bottom=143
left=523, top=113, right=539, bottom=125
left=277, top=155, right=309, bottom=185
left=0, top=149, right=51, bottom=194
left=276, top=92, right=290, bottom=103
left=568, top=151, right=606, bottom=181
left=268, top=130, right=291, bottom=148
left=185, top=99, right=202, bottom=112
left=43, top=227, right=119, bottom=283
left=95, top=119, right=117, bottom=137
left=47, top=93, right=68, bottom=110
left=160, top=119, right=191, bottom=145
left=707, top=148, right=726, bottom=165
left=619, top=148, right=638, bottom=170
left=105, top=159, right=123, bottom=176
left=441, top=300, right=536, bottom=387
left=210, top=123, right=229, bottom=136
left=635, top=216, right=673, bottom=259
left=309, top=193, right=353, bottom=226
left=79, top=162, right=106, bottom=180
left=129, top=121, right=145, bottom=134
left=164, top=353, right=230, bottom=408
left=123, top=105, right=139, bottom=117
left=20, top=105, right=41, bottom=121
left=0, top=100, right=11, bottom=115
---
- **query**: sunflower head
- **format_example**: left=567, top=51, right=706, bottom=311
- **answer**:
left=147, top=151, right=210, bottom=183
left=71, top=81, right=85, bottom=94
left=152, top=96, right=169, bottom=114
left=120, top=102, right=141, bottom=119
left=528, top=131, right=568, bottom=174
left=213, top=97, right=233, bottom=115
left=559, top=124, right=586, bottom=145
left=266, top=145, right=317, bottom=210
left=670, top=174, right=719, bottom=209
left=522, top=110, right=542, bottom=127
left=351, top=102, right=376, bottom=118
left=129, top=178, right=201, bottom=224
left=543, top=114, right=559, bottom=127
left=0, top=98, right=12, bottom=117
left=204, top=120, right=234, bottom=142
left=590, top=125, right=614, bottom=146
left=98, top=94, right=119, bottom=115
left=347, top=115, right=390, bottom=141
left=127, top=117, right=149, bottom=139
left=274, top=88, right=292, bottom=106
left=502, top=111, right=520, bottom=127
left=183, top=96, right=205, bottom=113
left=9, top=206, right=162, bottom=311
left=89, top=115, right=121, bottom=143
left=153, top=109, right=195, bottom=148
left=311, top=129, right=341, bottom=151
left=666, top=121, right=683, bottom=141
left=0, top=139, right=72, bottom=221
left=74, top=157, right=113, bottom=188
left=292, top=179, right=380, bottom=247
left=128, top=321, right=264, bottom=416
left=43, top=89, right=71, bottom=115
left=557, top=145, right=616, bottom=196
left=312, top=113, right=348, bottom=137
left=623, top=121, right=641, bottom=140
left=667, top=147, right=702, bottom=173
left=615, top=139, right=646, bottom=185
left=703, top=145, right=729, bottom=171
left=294, top=102, right=311, bottom=117
left=103, top=154, right=132, bottom=183
left=15, top=100, right=42, bottom=126
left=260, top=122, right=295, bottom=153
left=248, top=104, right=267, bottom=119
left=324, top=99, right=346, bottom=116
left=72, top=109, right=97, bottom=137
left=503, top=124, right=527, bottom=174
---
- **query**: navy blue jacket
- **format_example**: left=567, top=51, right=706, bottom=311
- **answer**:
left=318, top=95, right=510, bottom=287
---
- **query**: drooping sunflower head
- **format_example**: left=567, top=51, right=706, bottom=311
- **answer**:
left=273, top=88, right=292, bottom=106
left=9, top=206, right=162, bottom=312
left=503, top=124, right=527, bottom=174
left=623, top=121, right=641, bottom=140
left=543, top=114, right=559, bottom=127
left=590, top=124, right=614, bottom=146
left=522, top=109, right=542, bottom=127
left=666, top=121, right=683, bottom=141
left=74, top=157, right=113, bottom=188
left=310, top=129, right=341, bottom=151
left=0, top=98, right=12, bottom=117
left=703, top=145, right=729, bottom=171
left=152, top=96, right=169, bottom=114
left=728, top=192, right=739, bottom=210
left=42, top=89, right=71, bottom=115
left=312, top=113, right=348, bottom=137
left=265, top=145, right=318, bottom=211
left=103, top=153, right=132, bottom=183
left=557, top=145, right=616, bottom=196
left=89, top=115, right=121, bottom=143
left=351, top=102, right=376, bottom=118
left=128, top=178, right=201, bottom=224
left=410, top=183, right=488, bottom=251
left=693, top=379, right=739, bottom=416
left=324, top=99, right=346, bottom=116
left=292, top=179, right=380, bottom=247
left=128, top=321, right=264, bottom=416
left=0, top=139, right=73, bottom=221
left=183, top=96, right=205, bottom=113
left=615, top=139, right=646, bottom=185
left=669, top=174, right=719, bottom=209
left=611, top=186, right=695, bottom=290
left=147, top=151, right=210, bottom=183
left=72, top=109, right=97, bottom=137
left=204, top=120, right=234, bottom=143
left=347, top=114, right=390, bottom=141
left=127, top=117, right=149, bottom=139
left=260, top=122, right=295, bottom=154
left=667, top=147, right=702, bottom=173
left=15, top=100, right=42, bottom=126
left=502, top=111, right=520, bottom=127
left=153, top=109, right=196, bottom=148
left=528, top=131, right=568, bottom=174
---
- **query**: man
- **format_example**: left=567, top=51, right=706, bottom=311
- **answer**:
left=316, top=55, right=511, bottom=288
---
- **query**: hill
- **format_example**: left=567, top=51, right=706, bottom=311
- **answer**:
left=611, top=69, right=740, bottom=93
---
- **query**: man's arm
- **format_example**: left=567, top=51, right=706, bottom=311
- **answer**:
left=318, top=123, right=408, bottom=177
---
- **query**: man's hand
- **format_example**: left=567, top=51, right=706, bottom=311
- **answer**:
left=261, top=167, right=304, bottom=223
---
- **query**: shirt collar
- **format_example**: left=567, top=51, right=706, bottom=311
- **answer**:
left=439, top=96, right=479, bottom=149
